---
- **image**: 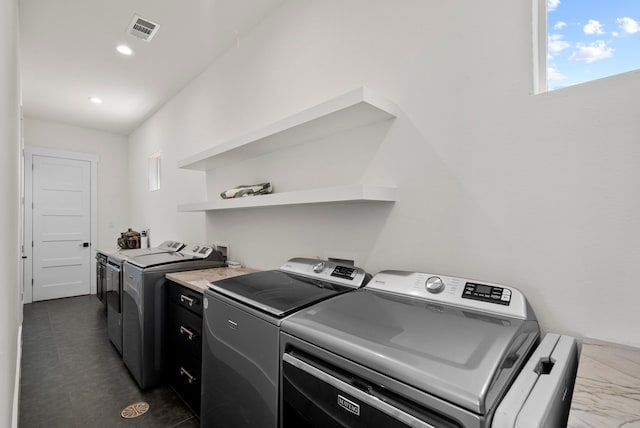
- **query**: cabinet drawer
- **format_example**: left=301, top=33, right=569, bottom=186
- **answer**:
left=167, top=302, right=203, bottom=359
left=168, top=282, right=203, bottom=316
left=168, top=355, right=201, bottom=417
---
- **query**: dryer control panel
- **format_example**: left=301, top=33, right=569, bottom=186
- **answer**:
left=179, top=244, right=214, bottom=259
left=366, top=271, right=533, bottom=320
left=462, top=282, right=511, bottom=305
left=280, top=258, right=369, bottom=289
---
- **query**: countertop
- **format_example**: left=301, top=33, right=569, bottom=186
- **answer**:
left=166, top=267, right=258, bottom=294
left=567, top=337, right=640, bottom=428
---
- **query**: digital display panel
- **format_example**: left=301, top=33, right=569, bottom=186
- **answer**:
left=475, top=284, right=492, bottom=294
left=331, top=266, right=356, bottom=280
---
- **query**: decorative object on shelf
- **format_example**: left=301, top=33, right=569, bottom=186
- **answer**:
left=220, top=182, right=273, bottom=199
left=117, top=228, right=141, bottom=249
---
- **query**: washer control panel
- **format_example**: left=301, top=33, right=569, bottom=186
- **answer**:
left=280, top=258, right=368, bottom=288
left=366, top=271, right=531, bottom=319
left=462, top=282, right=511, bottom=305
left=179, top=244, right=214, bottom=259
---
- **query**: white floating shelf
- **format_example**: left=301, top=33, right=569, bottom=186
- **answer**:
left=177, top=185, right=396, bottom=212
left=178, top=87, right=399, bottom=171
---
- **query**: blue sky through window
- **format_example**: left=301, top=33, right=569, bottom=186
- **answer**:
left=547, top=0, right=640, bottom=90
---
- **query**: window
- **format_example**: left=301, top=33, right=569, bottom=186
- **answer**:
left=148, top=152, right=161, bottom=191
left=537, top=0, right=640, bottom=91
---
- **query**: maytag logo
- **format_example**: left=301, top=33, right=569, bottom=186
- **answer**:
left=337, top=395, right=360, bottom=416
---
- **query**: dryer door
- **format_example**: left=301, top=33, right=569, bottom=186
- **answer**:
left=282, top=352, right=462, bottom=428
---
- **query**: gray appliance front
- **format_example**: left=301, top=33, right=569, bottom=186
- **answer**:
left=122, top=263, right=146, bottom=387
left=106, top=258, right=122, bottom=354
left=201, top=290, right=280, bottom=428
left=122, top=263, right=174, bottom=389
left=280, top=332, right=477, bottom=428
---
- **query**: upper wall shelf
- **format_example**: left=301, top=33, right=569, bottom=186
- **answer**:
left=178, top=87, right=399, bottom=171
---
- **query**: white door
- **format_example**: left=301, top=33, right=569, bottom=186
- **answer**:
left=32, top=155, right=92, bottom=301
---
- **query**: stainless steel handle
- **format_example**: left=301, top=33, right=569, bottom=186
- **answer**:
left=283, top=353, right=435, bottom=428
left=179, top=325, right=195, bottom=340
left=180, top=294, right=195, bottom=306
left=179, top=367, right=196, bottom=384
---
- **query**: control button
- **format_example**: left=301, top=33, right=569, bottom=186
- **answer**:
left=425, top=276, right=445, bottom=294
left=501, top=295, right=510, bottom=301
left=312, top=262, right=325, bottom=273
left=503, top=289, right=511, bottom=295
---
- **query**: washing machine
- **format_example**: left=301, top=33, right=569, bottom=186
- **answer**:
left=106, top=240, right=184, bottom=354
left=122, top=243, right=225, bottom=389
left=280, top=270, right=579, bottom=428
left=200, top=258, right=371, bottom=428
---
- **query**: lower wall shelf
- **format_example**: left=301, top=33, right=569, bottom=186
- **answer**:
left=177, top=184, right=396, bottom=212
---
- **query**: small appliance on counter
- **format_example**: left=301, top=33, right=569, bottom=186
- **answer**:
left=118, top=228, right=141, bottom=249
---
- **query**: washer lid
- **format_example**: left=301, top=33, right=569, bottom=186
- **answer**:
left=209, top=270, right=356, bottom=317
left=107, top=241, right=183, bottom=263
left=281, top=289, right=539, bottom=415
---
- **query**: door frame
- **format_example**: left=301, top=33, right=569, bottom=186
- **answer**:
left=23, top=146, right=98, bottom=303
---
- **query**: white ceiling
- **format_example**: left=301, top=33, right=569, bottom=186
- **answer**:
left=19, top=0, right=286, bottom=135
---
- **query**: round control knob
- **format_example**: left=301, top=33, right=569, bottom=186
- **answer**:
left=312, top=262, right=325, bottom=273
left=425, top=276, right=445, bottom=294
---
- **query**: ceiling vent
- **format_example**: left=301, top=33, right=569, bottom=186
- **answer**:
left=127, top=14, right=160, bottom=42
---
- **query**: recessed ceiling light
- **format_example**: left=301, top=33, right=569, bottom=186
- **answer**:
left=116, top=45, right=134, bottom=56
left=89, top=96, right=103, bottom=104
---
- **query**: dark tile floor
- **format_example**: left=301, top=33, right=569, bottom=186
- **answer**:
left=20, top=295, right=198, bottom=428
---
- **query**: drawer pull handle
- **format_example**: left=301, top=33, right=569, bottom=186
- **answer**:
left=180, top=367, right=196, bottom=384
left=227, top=319, right=238, bottom=330
left=180, top=294, right=195, bottom=306
left=179, top=325, right=195, bottom=340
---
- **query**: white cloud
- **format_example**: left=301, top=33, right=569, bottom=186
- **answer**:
left=547, top=67, right=566, bottom=81
left=548, top=0, right=560, bottom=12
left=554, top=21, right=567, bottom=30
left=569, top=41, right=614, bottom=63
left=583, top=19, right=605, bottom=35
left=618, top=17, right=640, bottom=34
left=548, top=34, right=570, bottom=53
left=612, top=31, right=620, bottom=37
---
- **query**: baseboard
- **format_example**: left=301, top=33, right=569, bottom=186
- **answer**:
left=12, top=324, right=21, bottom=428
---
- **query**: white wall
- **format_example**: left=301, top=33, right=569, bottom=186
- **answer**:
left=128, top=0, right=640, bottom=346
left=23, top=118, right=129, bottom=251
left=0, top=0, right=22, bottom=424
left=127, top=106, right=208, bottom=245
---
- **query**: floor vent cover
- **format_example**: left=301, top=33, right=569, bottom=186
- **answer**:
left=127, top=14, right=160, bottom=41
left=120, top=401, right=150, bottom=418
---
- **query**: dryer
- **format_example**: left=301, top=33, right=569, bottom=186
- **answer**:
left=280, top=270, right=578, bottom=428
left=106, top=240, right=184, bottom=354
left=200, top=258, right=370, bottom=428
left=122, top=244, right=225, bottom=389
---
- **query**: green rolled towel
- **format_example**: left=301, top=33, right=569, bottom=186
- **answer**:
left=220, top=182, right=273, bottom=199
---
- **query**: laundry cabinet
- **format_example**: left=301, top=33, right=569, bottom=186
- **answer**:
left=166, top=281, right=204, bottom=417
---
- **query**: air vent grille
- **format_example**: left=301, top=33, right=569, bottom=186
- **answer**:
left=127, top=14, right=160, bottom=42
